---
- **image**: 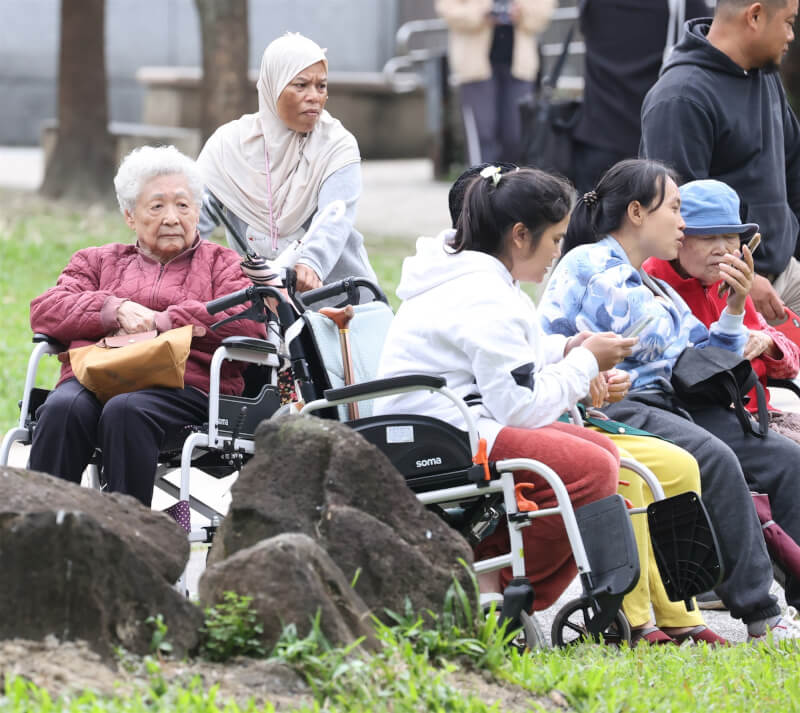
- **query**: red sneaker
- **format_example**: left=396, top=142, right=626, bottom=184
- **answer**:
left=631, top=627, right=677, bottom=647
left=671, top=625, right=728, bottom=647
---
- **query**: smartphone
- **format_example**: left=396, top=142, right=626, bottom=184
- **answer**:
left=623, top=315, right=653, bottom=338
left=718, top=232, right=761, bottom=297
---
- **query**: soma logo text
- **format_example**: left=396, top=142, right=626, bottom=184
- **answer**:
left=415, top=457, right=443, bottom=468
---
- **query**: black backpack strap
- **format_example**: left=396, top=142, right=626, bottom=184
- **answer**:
left=728, top=368, right=769, bottom=438
left=750, top=379, right=769, bottom=437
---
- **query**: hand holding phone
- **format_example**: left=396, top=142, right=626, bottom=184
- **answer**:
left=718, top=232, right=761, bottom=298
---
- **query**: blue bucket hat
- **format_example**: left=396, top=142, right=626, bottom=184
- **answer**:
left=679, top=179, right=758, bottom=240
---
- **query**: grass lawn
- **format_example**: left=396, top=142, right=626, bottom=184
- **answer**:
left=3, top=604, right=800, bottom=713
left=2, top=190, right=799, bottom=713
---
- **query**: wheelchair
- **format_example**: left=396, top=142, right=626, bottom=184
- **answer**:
left=0, top=277, right=384, bottom=594
left=220, top=278, right=724, bottom=648
left=2, top=277, right=723, bottom=639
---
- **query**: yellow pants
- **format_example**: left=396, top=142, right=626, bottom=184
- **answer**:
left=598, top=430, right=705, bottom=629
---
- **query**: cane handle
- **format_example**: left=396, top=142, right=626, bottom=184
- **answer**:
left=320, top=305, right=355, bottom=330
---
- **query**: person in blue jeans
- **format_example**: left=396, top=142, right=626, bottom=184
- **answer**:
left=538, top=157, right=800, bottom=643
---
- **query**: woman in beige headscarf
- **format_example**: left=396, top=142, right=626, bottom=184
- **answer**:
left=197, top=33, right=377, bottom=293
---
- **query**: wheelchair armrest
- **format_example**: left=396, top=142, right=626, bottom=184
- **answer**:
left=324, top=375, right=446, bottom=402
left=220, top=336, right=277, bottom=355
left=767, top=377, right=800, bottom=400
left=32, top=333, right=67, bottom=352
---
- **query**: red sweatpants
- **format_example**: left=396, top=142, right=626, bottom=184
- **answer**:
left=472, top=422, right=619, bottom=610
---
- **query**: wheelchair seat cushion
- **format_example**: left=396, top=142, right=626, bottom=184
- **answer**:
left=302, top=301, right=394, bottom=419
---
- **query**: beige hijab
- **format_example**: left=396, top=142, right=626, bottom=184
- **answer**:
left=197, top=33, right=360, bottom=238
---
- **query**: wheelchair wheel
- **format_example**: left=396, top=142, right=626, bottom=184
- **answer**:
left=483, top=600, right=547, bottom=651
left=515, top=610, right=547, bottom=651
left=551, top=597, right=631, bottom=647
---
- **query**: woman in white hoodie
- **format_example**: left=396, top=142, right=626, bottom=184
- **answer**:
left=375, top=165, right=731, bottom=645
left=374, top=166, right=636, bottom=612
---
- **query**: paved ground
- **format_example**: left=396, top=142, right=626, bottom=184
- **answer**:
left=2, top=145, right=796, bottom=646
left=0, top=146, right=42, bottom=191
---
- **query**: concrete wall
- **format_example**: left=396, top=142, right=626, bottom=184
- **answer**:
left=0, top=0, right=423, bottom=145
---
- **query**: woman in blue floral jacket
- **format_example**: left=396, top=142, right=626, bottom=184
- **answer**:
left=538, top=158, right=800, bottom=643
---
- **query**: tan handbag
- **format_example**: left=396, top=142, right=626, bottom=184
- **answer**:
left=61, top=325, right=194, bottom=402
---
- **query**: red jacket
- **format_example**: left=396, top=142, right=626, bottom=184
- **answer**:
left=30, top=238, right=266, bottom=395
left=643, top=257, right=799, bottom=411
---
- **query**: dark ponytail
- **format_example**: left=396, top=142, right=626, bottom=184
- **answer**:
left=452, top=167, right=574, bottom=256
left=562, top=159, right=679, bottom=255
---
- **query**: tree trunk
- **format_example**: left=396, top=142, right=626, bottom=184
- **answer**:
left=782, top=41, right=800, bottom=117
left=195, top=0, right=251, bottom=146
left=40, top=0, right=116, bottom=202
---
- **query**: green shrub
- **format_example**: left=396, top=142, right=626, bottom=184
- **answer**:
left=199, top=591, right=268, bottom=662
left=145, top=614, right=173, bottom=659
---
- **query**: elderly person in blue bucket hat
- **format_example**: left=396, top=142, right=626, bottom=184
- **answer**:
left=540, top=159, right=800, bottom=642
left=645, top=179, right=800, bottom=446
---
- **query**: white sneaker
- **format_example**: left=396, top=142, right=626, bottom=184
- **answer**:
left=747, top=608, right=800, bottom=644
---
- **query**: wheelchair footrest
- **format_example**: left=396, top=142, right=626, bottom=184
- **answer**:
left=575, top=494, right=640, bottom=598
left=647, top=491, right=723, bottom=608
left=585, top=591, right=625, bottom=636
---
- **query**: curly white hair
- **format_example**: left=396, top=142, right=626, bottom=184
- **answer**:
left=113, top=145, right=204, bottom=215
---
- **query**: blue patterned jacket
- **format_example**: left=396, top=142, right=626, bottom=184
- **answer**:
left=538, top=236, right=747, bottom=393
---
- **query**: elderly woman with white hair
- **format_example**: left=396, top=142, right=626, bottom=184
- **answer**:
left=197, top=32, right=377, bottom=294
left=28, top=145, right=265, bottom=507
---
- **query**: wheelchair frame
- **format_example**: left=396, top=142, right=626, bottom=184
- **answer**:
left=299, top=370, right=675, bottom=646
left=2, top=278, right=722, bottom=643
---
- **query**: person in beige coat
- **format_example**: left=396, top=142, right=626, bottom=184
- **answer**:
left=436, top=0, right=555, bottom=164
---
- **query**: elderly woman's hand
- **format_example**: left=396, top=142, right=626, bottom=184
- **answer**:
left=743, top=329, right=778, bottom=361
left=117, top=300, right=157, bottom=334
left=295, top=263, right=323, bottom=292
left=721, top=242, right=755, bottom=315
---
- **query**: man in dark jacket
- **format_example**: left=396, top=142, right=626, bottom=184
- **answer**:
left=573, top=0, right=708, bottom=193
left=640, top=0, right=800, bottom=322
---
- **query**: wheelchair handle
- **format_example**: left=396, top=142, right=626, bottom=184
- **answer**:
left=206, top=285, right=289, bottom=314
left=299, top=277, right=388, bottom=309
left=206, top=286, right=252, bottom=314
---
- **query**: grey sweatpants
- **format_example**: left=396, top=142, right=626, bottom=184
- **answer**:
left=604, top=395, right=781, bottom=624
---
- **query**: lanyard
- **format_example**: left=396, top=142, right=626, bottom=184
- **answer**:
left=263, top=142, right=280, bottom=251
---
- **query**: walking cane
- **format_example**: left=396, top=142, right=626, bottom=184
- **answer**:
left=319, top=305, right=359, bottom=420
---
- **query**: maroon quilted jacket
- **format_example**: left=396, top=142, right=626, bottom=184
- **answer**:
left=30, top=238, right=266, bottom=395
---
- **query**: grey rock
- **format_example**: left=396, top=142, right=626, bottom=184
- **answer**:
left=0, top=467, right=202, bottom=656
left=199, top=532, right=378, bottom=651
left=0, top=466, right=189, bottom=582
left=208, top=416, right=473, bottom=620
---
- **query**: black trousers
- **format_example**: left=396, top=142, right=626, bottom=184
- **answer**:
left=572, top=140, right=628, bottom=195
left=604, top=395, right=783, bottom=624
left=29, top=378, right=208, bottom=507
left=690, top=405, right=800, bottom=612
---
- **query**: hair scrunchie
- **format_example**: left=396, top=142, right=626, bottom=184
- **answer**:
left=480, top=164, right=502, bottom=187
left=582, top=190, right=599, bottom=207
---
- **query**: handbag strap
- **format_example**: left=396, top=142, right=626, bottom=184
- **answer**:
left=750, top=379, right=769, bottom=438
left=542, top=22, right=577, bottom=91
left=664, top=0, right=686, bottom=64
left=723, top=366, right=769, bottom=438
